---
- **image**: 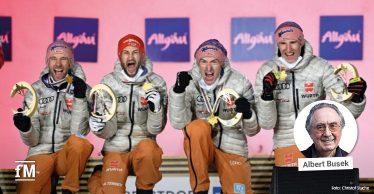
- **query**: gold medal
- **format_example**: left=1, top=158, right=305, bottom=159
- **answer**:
left=273, top=65, right=287, bottom=81
left=143, top=81, right=153, bottom=92
left=65, top=75, right=74, bottom=84
left=207, top=113, right=218, bottom=126
left=273, top=70, right=287, bottom=81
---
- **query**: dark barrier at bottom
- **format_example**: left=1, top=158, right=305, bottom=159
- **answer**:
left=271, top=167, right=359, bottom=194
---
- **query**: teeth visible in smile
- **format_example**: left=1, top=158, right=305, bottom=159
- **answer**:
left=285, top=53, right=294, bottom=56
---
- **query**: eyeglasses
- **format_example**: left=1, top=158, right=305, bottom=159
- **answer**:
left=313, top=122, right=341, bottom=133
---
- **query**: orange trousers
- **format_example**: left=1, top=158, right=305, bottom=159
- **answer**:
left=184, top=119, right=253, bottom=194
left=17, top=135, right=94, bottom=194
left=88, top=139, right=163, bottom=194
left=274, top=145, right=305, bottom=167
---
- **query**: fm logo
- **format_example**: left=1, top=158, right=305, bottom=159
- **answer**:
left=15, top=161, right=36, bottom=181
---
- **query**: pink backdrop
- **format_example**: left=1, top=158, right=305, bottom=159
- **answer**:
left=1, top=0, right=373, bottom=177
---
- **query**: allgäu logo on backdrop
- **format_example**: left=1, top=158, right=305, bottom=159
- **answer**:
left=0, top=16, right=12, bottom=61
left=320, top=16, right=363, bottom=60
left=145, top=18, right=190, bottom=62
left=231, top=17, right=275, bottom=61
left=54, top=17, right=98, bottom=62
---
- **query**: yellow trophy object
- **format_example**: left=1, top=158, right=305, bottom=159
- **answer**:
left=331, top=63, right=361, bottom=102
left=208, top=88, right=243, bottom=127
left=89, top=84, right=118, bottom=122
left=10, top=81, right=37, bottom=117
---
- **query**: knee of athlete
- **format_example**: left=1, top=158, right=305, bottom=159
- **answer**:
left=68, top=138, right=94, bottom=155
left=187, top=119, right=211, bottom=137
left=136, top=140, right=161, bottom=159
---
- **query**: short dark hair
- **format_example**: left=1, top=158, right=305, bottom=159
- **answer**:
left=305, top=103, right=345, bottom=133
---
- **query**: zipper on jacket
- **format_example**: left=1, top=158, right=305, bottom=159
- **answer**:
left=127, top=85, right=135, bottom=151
left=52, top=90, right=61, bottom=153
left=55, top=101, right=62, bottom=124
left=291, top=72, right=298, bottom=118
left=296, top=89, right=300, bottom=110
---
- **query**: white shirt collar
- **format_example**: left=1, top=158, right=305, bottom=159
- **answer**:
left=279, top=56, right=303, bottom=70
left=121, top=67, right=144, bottom=82
left=198, top=77, right=220, bottom=92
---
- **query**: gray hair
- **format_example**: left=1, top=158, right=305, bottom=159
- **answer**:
left=305, top=103, right=345, bottom=133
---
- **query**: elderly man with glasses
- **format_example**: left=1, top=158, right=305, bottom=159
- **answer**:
left=302, top=102, right=347, bottom=158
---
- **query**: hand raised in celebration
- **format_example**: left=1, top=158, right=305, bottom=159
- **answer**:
left=262, top=72, right=277, bottom=101
left=146, top=89, right=161, bottom=112
left=173, top=71, right=192, bottom=93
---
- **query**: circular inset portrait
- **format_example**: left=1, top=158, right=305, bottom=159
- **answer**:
left=294, top=100, right=357, bottom=158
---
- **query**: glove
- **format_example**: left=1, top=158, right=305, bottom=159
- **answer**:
left=348, top=77, right=366, bottom=103
left=146, top=89, right=161, bottom=112
left=173, top=71, right=192, bottom=93
left=72, top=75, right=87, bottom=98
left=235, top=97, right=252, bottom=119
left=13, top=108, right=31, bottom=132
left=262, top=72, right=277, bottom=101
left=89, top=115, right=106, bottom=132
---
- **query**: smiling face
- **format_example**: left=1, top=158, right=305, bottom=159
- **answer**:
left=277, top=38, right=303, bottom=63
left=47, top=52, right=72, bottom=81
left=198, top=56, right=223, bottom=85
left=309, top=107, right=343, bottom=157
left=120, top=45, right=144, bottom=77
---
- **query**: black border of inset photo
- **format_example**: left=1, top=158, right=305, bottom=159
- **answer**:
left=294, top=100, right=358, bottom=157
